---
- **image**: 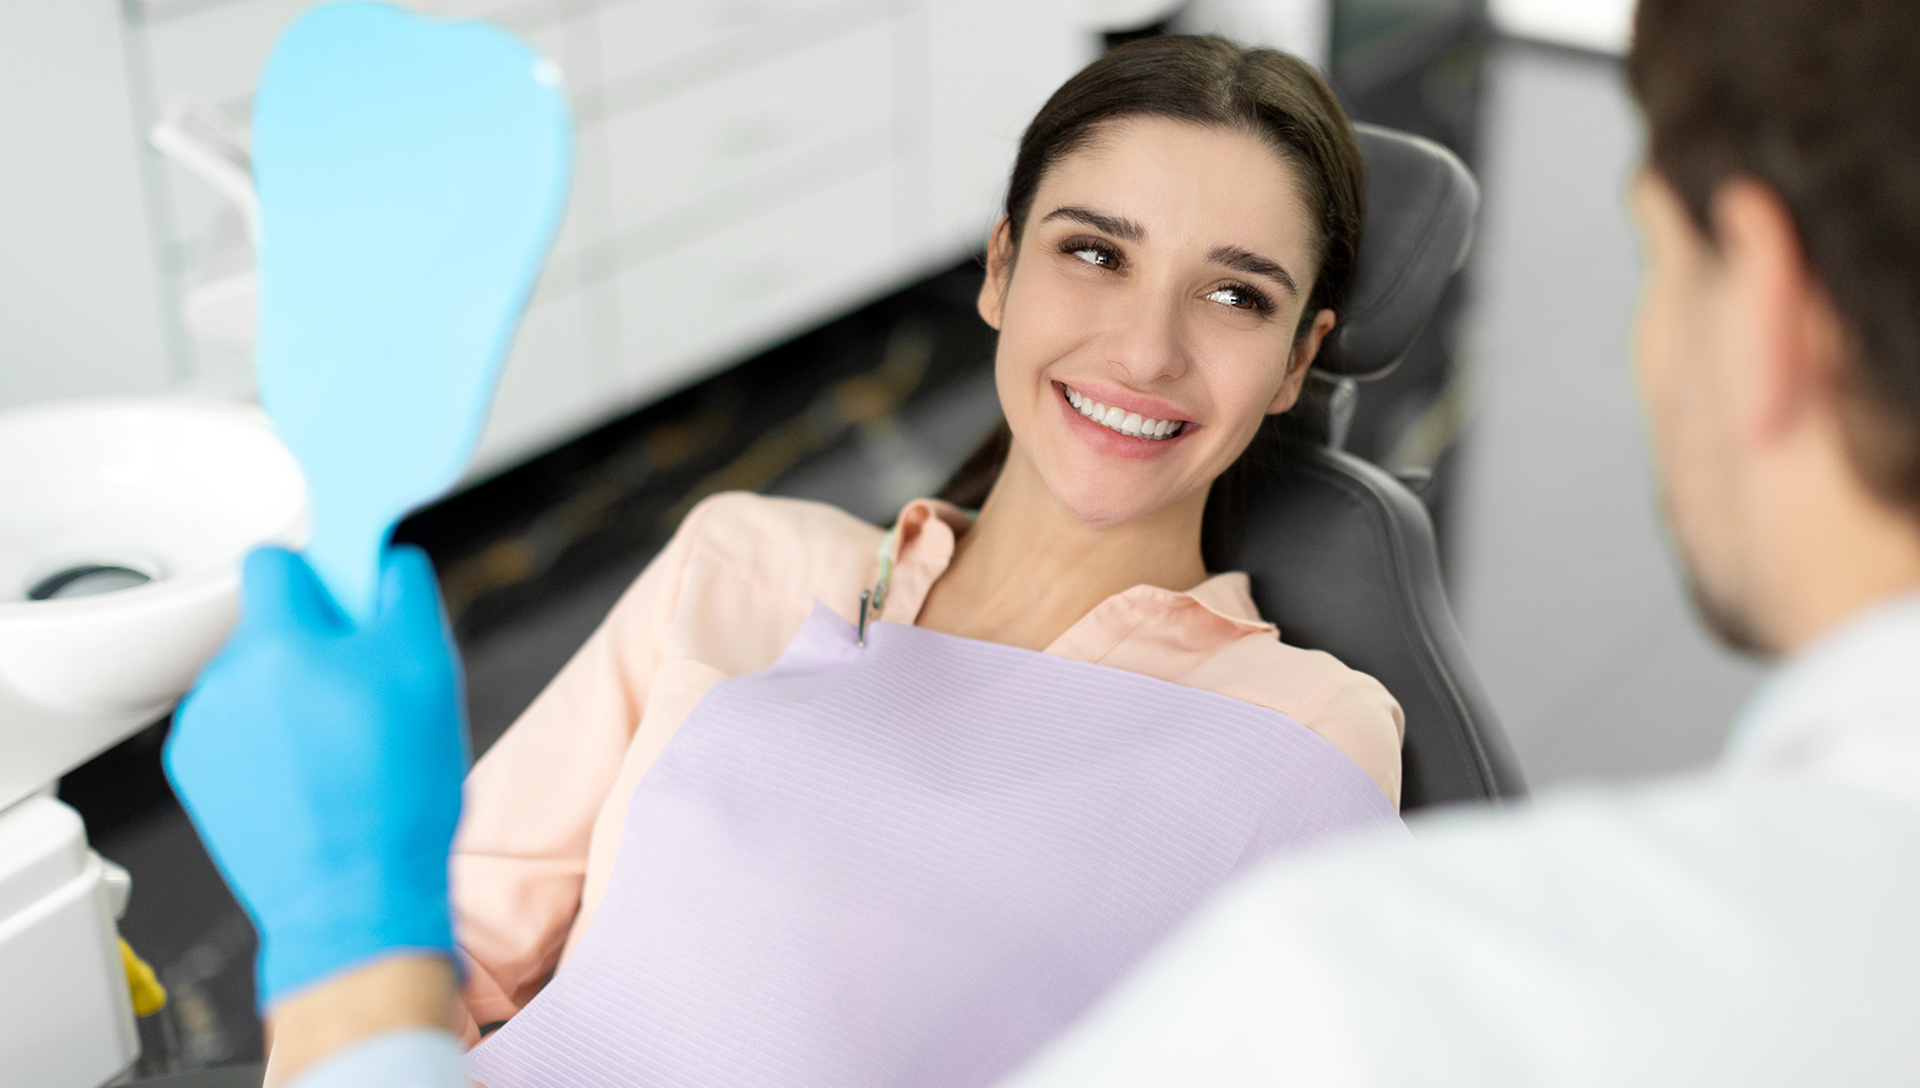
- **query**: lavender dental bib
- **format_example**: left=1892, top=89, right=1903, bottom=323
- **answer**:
left=468, top=604, right=1401, bottom=1088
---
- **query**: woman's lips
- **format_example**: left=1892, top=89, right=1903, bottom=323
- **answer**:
left=1051, top=381, right=1196, bottom=462
left=1059, top=383, right=1189, bottom=440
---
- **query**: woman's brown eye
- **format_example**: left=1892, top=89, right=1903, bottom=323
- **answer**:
left=1071, top=245, right=1116, bottom=268
left=1205, top=283, right=1267, bottom=312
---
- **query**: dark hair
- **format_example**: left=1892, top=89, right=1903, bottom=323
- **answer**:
left=1630, top=0, right=1920, bottom=518
left=937, top=35, right=1365, bottom=568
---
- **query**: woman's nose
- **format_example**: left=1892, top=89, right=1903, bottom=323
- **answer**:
left=1103, top=297, right=1189, bottom=385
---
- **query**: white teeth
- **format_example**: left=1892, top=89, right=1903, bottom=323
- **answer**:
left=1061, top=385, right=1184, bottom=441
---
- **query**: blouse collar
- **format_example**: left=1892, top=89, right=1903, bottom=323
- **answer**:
left=873, top=498, right=1277, bottom=652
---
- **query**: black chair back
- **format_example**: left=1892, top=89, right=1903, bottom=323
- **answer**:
left=1234, top=125, right=1525, bottom=809
left=1228, top=446, right=1525, bottom=809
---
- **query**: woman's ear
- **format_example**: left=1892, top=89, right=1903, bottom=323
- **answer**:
left=1268, top=308, right=1338, bottom=414
left=977, top=217, right=1014, bottom=331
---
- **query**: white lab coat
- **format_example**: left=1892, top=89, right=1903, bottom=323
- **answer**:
left=998, top=593, right=1920, bottom=1086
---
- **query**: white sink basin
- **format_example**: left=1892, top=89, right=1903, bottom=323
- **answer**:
left=0, top=398, right=307, bottom=809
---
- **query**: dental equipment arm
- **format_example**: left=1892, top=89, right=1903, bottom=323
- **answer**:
left=165, top=547, right=473, bottom=1086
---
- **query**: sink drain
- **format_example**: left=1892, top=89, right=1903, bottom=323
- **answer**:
left=24, top=553, right=165, bottom=601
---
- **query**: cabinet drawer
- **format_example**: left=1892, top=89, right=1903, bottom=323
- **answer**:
left=139, top=0, right=585, bottom=115
left=613, top=161, right=904, bottom=405
left=137, top=0, right=584, bottom=251
left=594, top=0, right=887, bottom=95
left=471, top=287, right=616, bottom=475
left=602, top=17, right=896, bottom=242
left=139, top=0, right=311, bottom=112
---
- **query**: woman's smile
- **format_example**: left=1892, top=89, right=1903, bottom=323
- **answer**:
left=1060, top=382, right=1189, bottom=440
left=1051, top=380, right=1196, bottom=463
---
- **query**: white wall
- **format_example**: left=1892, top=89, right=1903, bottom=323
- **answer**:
left=1489, top=0, right=1633, bottom=55
left=1176, top=0, right=1329, bottom=72
left=0, top=3, right=181, bottom=410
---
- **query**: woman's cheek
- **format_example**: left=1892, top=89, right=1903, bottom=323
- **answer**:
left=998, top=276, right=1066, bottom=375
left=1020, top=276, right=1096, bottom=355
left=1212, top=344, right=1290, bottom=448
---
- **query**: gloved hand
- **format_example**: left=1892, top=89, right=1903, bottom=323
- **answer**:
left=165, top=544, right=469, bottom=1009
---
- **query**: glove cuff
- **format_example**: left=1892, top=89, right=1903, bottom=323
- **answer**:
left=254, top=862, right=455, bottom=1009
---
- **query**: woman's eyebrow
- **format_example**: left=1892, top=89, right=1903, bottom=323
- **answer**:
left=1041, top=206, right=1299, bottom=298
left=1209, top=244, right=1298, bottom=298
left=1040, top=205, right=1146, bottom=242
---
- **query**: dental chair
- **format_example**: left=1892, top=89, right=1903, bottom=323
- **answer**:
left=1228, top=124, right=1526, bottom=810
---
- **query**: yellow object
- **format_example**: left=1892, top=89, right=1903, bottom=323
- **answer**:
left=119, top=938, right=167, bottom=1017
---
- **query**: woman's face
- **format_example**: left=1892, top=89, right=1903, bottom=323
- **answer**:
left=981, top=116, right=1336, bottom=529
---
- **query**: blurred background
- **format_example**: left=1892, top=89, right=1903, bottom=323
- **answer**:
left=1, top=0, right=1764, bottom=1076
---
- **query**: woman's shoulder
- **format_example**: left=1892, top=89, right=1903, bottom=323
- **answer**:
left=1218, top=635, right=1406, bottom=806
left=1189, top=628, right=1396, bottom=726
left=679, top=491, right=885, bottom=551
left=673, top=491, right=886, bottom=593
left=610, top=492, right=885, bottom=674
left=1167, top=585, right=1406, bottom=806
left=1183, top=574, right=1398, bottom=718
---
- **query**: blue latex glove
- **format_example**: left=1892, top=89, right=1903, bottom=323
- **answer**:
left=165, top=545, right=469, bottom=1009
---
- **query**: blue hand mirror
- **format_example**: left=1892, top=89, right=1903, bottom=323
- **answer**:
left=253, top=2, right=571, bottom=620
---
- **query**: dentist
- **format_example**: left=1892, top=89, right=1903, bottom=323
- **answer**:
left=165, top=0, right=1920, bottom=1084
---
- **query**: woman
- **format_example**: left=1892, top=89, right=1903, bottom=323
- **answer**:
left=455, top=34, right=1405, bottom=1088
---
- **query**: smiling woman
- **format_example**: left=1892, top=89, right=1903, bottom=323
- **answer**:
left=917, top=110, right=1352, bottom=648
left=916, top=37, right=1362, bottom=659
left=447, top=35, right=1404, bottom=1088
left=937, top=36, right=1362, bottom=572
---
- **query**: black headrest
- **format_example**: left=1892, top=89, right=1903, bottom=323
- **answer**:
left=1317, top=124, right=1480, bottom=381
left=1226, top=443, right=1527, bottom=810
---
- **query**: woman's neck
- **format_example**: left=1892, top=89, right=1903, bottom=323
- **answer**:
left=915, top=441, right=1210, bottom=651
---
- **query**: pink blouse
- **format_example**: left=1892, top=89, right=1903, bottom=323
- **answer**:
left=449, top=492, right=1405, bottom=1038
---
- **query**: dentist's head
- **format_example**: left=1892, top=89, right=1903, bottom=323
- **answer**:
left=1628, top=0, right=1920, bottom=656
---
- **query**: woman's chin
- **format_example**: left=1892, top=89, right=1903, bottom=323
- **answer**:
left=1007, top=425, right=1208, bottom=530
left=1045, top=476, right=1188, bottom=531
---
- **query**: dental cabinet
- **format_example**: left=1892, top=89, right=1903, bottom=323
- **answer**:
left=1, top=1, right=1328, bottom=480
left=1, top=0, right=1097, bottom=477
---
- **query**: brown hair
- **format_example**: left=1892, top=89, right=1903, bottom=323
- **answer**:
left=1630, top=0, right=1920, bottom=518
left=937, top=35, right=1366, bottom=567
